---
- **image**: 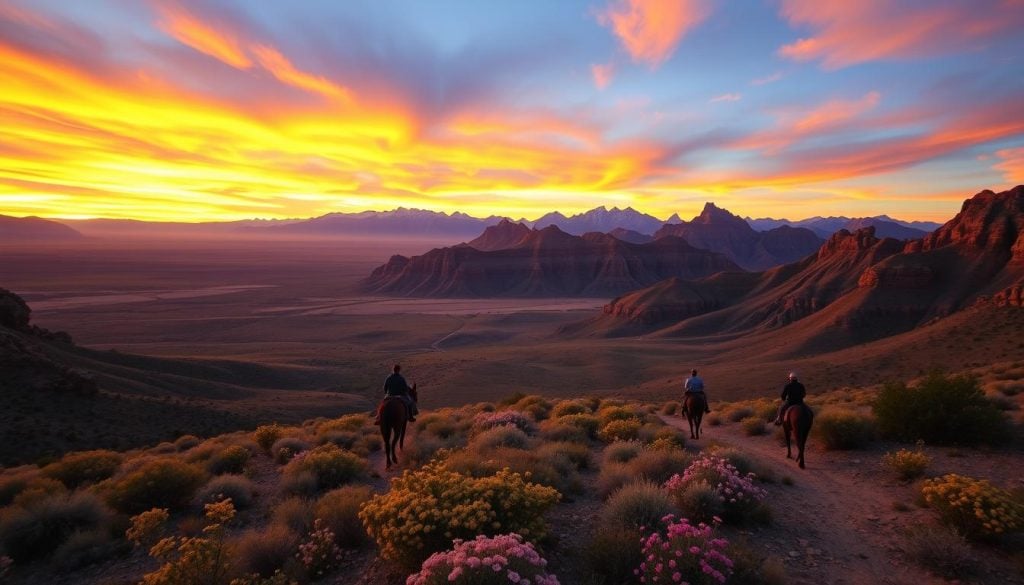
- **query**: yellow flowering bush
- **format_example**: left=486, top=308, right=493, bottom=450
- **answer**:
left=598, top=419, right=642, bottom=443
left=881, top=444, right=931, bottom=480
left=921, top=474, right=1024, bottom=540
left=359, top=463, right=560, bottom=567
left=138, top=499, right=236, bottom=585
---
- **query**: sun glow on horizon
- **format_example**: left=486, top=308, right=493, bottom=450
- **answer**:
left=1, top=0, right=1022, bottom=224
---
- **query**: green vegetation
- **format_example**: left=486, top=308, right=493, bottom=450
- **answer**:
left=812, top=408, right=876, bottom=450
left=874, top=372, right=1010, bottom=445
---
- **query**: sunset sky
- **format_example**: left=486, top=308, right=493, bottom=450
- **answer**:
left=1, top=0, right=1023, bottom=223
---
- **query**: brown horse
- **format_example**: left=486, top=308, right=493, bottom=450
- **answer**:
left=380, top=384, right=416, bottom=470
left=782, top=403, right=813, bottom=469
left=682, top=393, right=707, bottom=440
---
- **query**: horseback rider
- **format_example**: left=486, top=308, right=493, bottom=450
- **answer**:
left=773, top=371, right=806, bottom=425
left=683, top=369, right=712, bottom=413
left=374, top=364, right=418, bottom=424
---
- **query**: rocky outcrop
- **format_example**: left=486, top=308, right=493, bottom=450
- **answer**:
left=467, top=220, right=533, bottom=251
left=0, top=289, right=95, bottom=395
left=654, top=203, right=822, bottom=270
left=364, top=225, right=742, bottom=297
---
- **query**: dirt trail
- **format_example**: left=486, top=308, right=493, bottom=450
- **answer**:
left=660, top=415, right=1023, bottom=585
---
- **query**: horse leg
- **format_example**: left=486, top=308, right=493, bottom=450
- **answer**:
left=783, top=422, right=793, bottom=459
left=797, top=428, right=807, bottom=469
left=696, top=413, right=702, bottom=439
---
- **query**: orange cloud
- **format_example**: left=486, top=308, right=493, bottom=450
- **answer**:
left=994, top=147, right=1024, bottom=183
left=778, top=0, right=1024, bottom=69
left=252, top=45, right=352, bottom=103
left=734, top=91, right=881, bottom=152
left=598, top=0, right=710, bottom=68
left=157, top=4, right=251, bottom=69
left=792, top=91, right=879, bottom=133
left=590, top=62, right=615, bottom=90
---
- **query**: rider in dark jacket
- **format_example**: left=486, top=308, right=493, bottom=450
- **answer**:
left=375, top=364, right=418, bottom=423
left=774, top=372, right=805, bottom=425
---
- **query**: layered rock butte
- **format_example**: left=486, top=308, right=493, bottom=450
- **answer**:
left=587, top=186, right=1024, bottom=344
left=362, top=221, right=741, bottom=297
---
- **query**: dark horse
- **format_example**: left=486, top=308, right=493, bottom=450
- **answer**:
left=379, top=384, right=416, bottom=470
left=782, top=403, right=813, bottom=469
left=682, top=393, right=707, bottom=440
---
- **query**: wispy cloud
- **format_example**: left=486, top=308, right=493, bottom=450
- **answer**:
left=590, top=62, right=615, bottom=90
left=157, top=3, right=251, bottom=69
left=709, top=93, right=741, bottom=103
left=597, top=0, right=710, bottom=68
left=778, top=0, right=1024, bottom=69
left=751, top=72, right=782, bottom=86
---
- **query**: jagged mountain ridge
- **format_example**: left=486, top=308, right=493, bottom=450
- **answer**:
left=577, top=186, right=1024, bottom=348
left=530, top=206, right=665, bottom=235
left=362, top=224, right=742, bottom=297
left=653, top=203, right=824, bottom=271
left=746, top=214, right=939, bottom=239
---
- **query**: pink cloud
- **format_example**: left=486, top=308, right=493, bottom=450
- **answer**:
left=591, top=62, right=615, bottom=90
left=994, top=147, right=1024, bottom=183
left=597, top=0, right=710, bottom=68
left=735, top=91, right=881, bottom=152
left=751, top=72, right=782, bottom=86
left=778, top=0, right=1024, bottom=69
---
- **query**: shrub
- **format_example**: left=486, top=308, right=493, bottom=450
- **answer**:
left=583, top=526, right=644, bottom=585
left=598, top=419, right=642, bottom=443
left=638, top=515, right=733, bottom=585
left=512, top=395, right=552, bottom=421
left=51, top=528, right=124, bottom=570
left=727, top=406, right=754, bottom=422
left=0, top=492, right=113, bottom=562
left=538, top=420, right=589, bottom=444
left=881, top=445, right=931, bottom=480
left=597, top=405, right=640, bottom=426
left=283, top=444, right=366, bottom=492
left=646, top=426, right=687, bottom=449
left=271, top=437, right=309, bottom=464
left=443, top=448, right=582, bottom=497
left=921, top=474, right=1024, bottom=540
left=903, top=525, right=978, bottom=579
left=174, top=435, right=201, bottom=451
left=207, top=445, right=251, bottom=475
left=472, top=411, right=537, bottom=435
left=231, top=524, right=298, bottom=578
left=42, top=450, right=123, bottom=489
left=665, top=455, right=768, bottom=525
left=407, top=533, right=560, bottom=585
left=536, top=441, right=592, bottom=471
left=230, top=571, right=297, bottom=585
left=596, top=463, right=635, bottom=500
left=557, top=414, right=600, bottom=439
left=269, top=498, right=313, bottom=535
left=297, top=519, right=342, bottom=579
left=669, top=480, right=723, bottom=524
left=873, top=372, right=1010, bottom=445
left=741, top=416, right=767, bottom=436
left=106, top=459, right=205, bottom=514
left=137, top=499, right=235, bottom=585
left=359, top=464, right=560, bottom=566
left=727, top=540, right=787, bottom=585
left=599, top=481, right=674, bottom=532
left=603, top=440, right=643, bottom=465
left=627, top=449, right=691, bottom=485
left=197, top=475, right=256, bottom=509
left=660, top=401, right=681, bottom=415
left=314, top=485, right=373, bottom=548
left=10, top=476, right=67, bottom=508
left=812, top=408, right=876, bottom=450
left=551, top=400, right=589, bottom=418
left=470, top=425, right=531, bottom=451
left=0, top=473, right=32, bottom=507
left=254, top=424, right=284, bottom=452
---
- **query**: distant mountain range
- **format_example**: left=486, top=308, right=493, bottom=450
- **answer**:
left=5, top=204, right=944, bottom=243
left=745, top=215, right=942, bottom=239
left=0, top=214, right=83, bottom=240
left=362, top=221, right=740, bottom=297
left=573, top=186, right=1024, bottom=348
